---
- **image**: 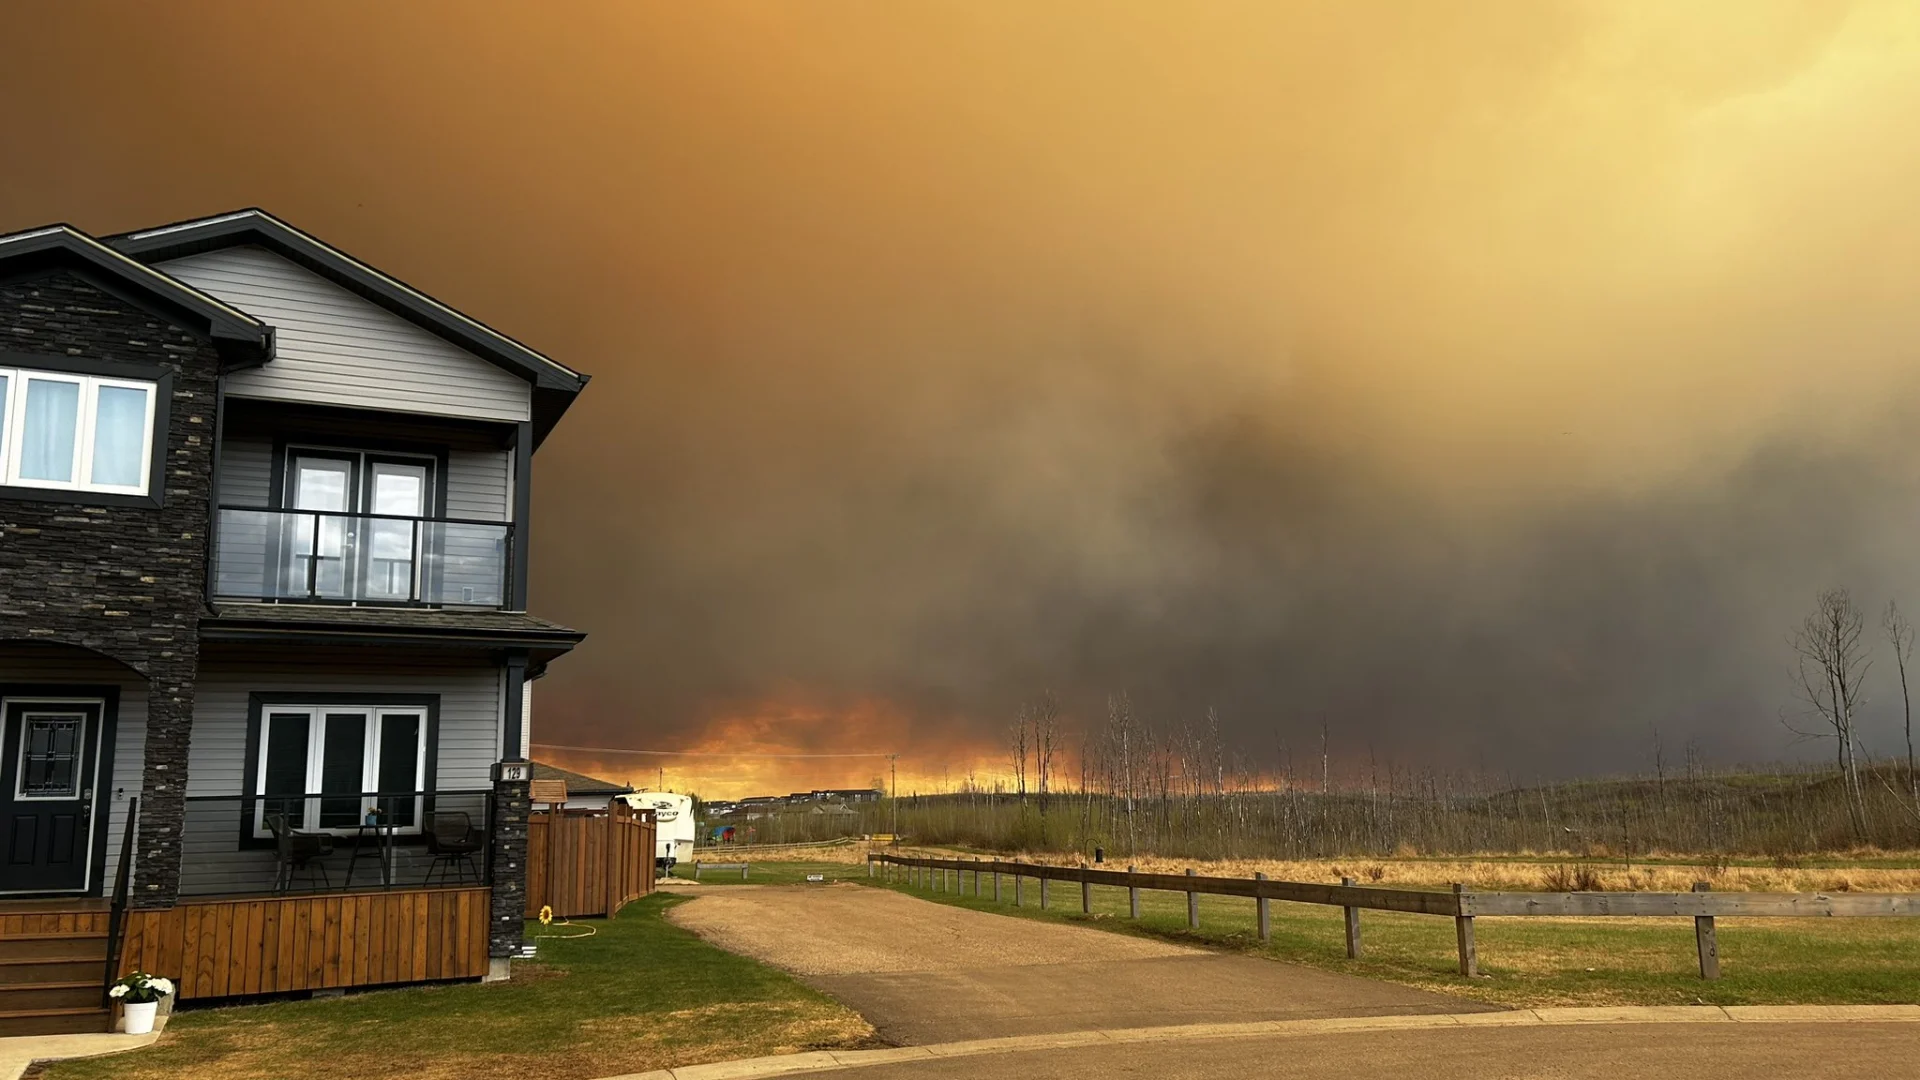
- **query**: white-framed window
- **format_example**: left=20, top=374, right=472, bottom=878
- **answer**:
left=0, top=365, right=158, bottom=496
left=254, top=704, right=428, bottom=837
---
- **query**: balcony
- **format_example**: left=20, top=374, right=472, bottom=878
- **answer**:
left=215, top=507, right=512, bottom=608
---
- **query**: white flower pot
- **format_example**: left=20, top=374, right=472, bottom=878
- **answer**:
left=123, top=1000, right=158, bottom=1035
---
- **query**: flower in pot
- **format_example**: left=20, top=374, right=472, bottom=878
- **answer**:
left=109, top=971, right=175, bottom=1035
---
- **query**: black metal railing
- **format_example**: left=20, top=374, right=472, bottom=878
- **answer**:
left=173, top=789, right=496, bottom=897
left=213, top=507, right=512, bottom=607
left=102, top=796, right=138, bottom=1005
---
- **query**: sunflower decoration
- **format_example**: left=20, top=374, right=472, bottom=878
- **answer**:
left=539, top=904, right=554, bottom=925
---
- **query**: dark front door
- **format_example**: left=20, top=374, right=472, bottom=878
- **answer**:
left=1, top=700, right=103, bottom=893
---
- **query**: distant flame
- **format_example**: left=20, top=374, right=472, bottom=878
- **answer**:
left=535, top=696, right=1011, bottom=800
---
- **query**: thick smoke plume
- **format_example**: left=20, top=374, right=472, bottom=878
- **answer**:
left=6, top=2, right=1920, bottom=794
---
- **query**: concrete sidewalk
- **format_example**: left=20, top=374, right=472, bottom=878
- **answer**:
left=0, top=1032, right=157, bottom=1080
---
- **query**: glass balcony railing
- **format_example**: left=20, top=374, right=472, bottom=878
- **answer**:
left=215, top=507, right=512, bottom=607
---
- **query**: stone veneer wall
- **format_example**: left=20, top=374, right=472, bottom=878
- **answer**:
left=488, top=776, right=530, bottom=957
left=0, top=269, right=221, bottom=907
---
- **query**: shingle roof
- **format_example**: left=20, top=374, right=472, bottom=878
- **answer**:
left=532, top=761, right=633, bottom=796
left=201, top=602, right=584, bottom=662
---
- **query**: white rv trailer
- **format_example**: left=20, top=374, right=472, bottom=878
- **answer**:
left=618, top=791, right=697, bottom=871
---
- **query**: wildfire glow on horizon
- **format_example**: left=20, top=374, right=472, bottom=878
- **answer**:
left=10, top=2, right=1920, bottom=787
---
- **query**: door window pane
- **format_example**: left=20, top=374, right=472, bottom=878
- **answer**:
left=0, top=373, right=9, bottom=455
left=376, top=713, right=422, bottom=826
left=365, top=464, right=427, bottom=600
left=286, top=458, right=353, bottom=597
left=18, top=716, right=82, bottom=798
left=262, top=712, right=310, bottom=823
left=19, top=378, right=80, bottom=482
left=318, top=712, right=368, bottom=828
left=89, top=385, right=150, bottom=488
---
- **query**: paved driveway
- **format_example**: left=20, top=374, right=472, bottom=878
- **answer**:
left=665, top=883, right=1491, bottom=1044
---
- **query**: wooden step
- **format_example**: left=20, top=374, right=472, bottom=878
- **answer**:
left=0, top=955, right=106, bottom=983
left=0, top=1006, right=111, bottom=1037
left=0, top=982, right=102, bottom=1011
left=0, top=933, right=109, bottom=960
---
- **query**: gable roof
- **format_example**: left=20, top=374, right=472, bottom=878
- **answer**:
left=531, top=761, right=634, bottom=797
left=0, top=224, right=274, bottom=366
left=105, top=209, right=588, bottom=445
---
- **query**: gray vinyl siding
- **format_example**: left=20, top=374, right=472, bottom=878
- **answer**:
left=218, top=434, right=274, bottom=507
left=188, top=650, right=504, bottom=795
left=160, top=246, right=532, bottom=423
left=446, top=449, right=510, bottom=520
left=179, top=649, right=505, bottom=895
left=440, top=449, right=513, bottom=605
left=213, top=435, right=276, bottom=597
left=0, top=653, right=146, bottom=896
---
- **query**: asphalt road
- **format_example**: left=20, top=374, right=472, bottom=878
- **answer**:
left=796, top=1022, right=1917, bottom=1080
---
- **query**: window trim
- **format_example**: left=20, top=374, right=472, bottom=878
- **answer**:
left=0, top=351, right=171, bottom=509
left=238, top=692, right=439, bottom=849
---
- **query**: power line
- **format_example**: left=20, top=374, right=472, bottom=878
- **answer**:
left=531, top=742, right=896, bottom=760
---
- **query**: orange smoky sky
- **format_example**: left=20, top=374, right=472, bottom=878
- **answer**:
left=6, top=3, right=1920, bottom=797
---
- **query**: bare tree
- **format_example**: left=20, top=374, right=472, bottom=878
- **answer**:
left=1009, top=705, right=1030, bottom=803
left=1107, top=692, right=1138, bottom=853
left=1032, top=691, right=1058, bottom=813
left=1886, top=600, right=1918, bottom=813
left=1788, top=588, right=1871, bottom=836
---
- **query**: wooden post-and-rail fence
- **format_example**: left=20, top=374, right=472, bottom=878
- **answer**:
left=527, top=802, right=657, bottom=919
left=868, top=853, right=1920, bottom=980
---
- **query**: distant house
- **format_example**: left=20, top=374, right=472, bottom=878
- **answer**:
left=815, top=788, right=884, bottom=803
left=531, top=761, right=634, bottom=811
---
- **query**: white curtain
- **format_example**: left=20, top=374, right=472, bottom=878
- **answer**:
left=90, top=384, right=149, bottom=487
left=20, top=378, right=79, bottom=482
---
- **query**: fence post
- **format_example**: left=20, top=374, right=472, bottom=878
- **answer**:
left=994, top=866, right=1002, bottom=903
left=694, top=861, right=703, bottom=881
left=1453, top=883, right=1477, bottom=977
left=1186, top=868, right=1199, bottom=929
left=1041, top=872, right=1050, bottom=909
left=1082, top=867, right=1092, bottom=914
left=1340, top=876, right=1363, bottom=958
left=1128, top=866, right=1140, bottom=918
left=868, top=856, right=875, bottom=879
left=1256, top=872, right=1270, bottom=942
left=1693, top=881, right=1720, bottom=980
left=1015, top=870, right=1023, bottom=906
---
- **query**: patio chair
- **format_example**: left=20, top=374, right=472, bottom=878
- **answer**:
left=424, top=811, right=484, bottom=884
left=266, top=811, right=334, bottom=893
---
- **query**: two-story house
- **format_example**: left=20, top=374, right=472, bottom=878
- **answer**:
left=0, top=209, right=588, bottom=1033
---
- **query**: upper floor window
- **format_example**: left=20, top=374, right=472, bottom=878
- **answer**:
left=0, top=366, right=158, bottom=496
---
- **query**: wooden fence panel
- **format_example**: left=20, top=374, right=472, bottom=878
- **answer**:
left=526, top=805, right=657, bottom=918
left=119, top=886, right=489, bottom=1000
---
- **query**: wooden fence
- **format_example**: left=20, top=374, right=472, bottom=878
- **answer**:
left=870, top=853, right=1920, bottom=980
left=527, top=802, right=657, bottom=919
left=120, top=886, right=490, bottom=1000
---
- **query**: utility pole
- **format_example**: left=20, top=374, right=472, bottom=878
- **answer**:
left=658, top=765, right=664, bottom=791
left=890, top=754, right=898, bottom=839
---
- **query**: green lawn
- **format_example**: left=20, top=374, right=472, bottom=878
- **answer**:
left=39, top=895, right=873, bottom=1080
left=869, top=866, right=1920, bottom=1008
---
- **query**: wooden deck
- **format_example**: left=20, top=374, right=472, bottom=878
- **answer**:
left=120, top=886, right=490, bottom=1000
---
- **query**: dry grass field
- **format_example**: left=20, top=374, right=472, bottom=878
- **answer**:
left=876, top=845, right=1920, bottom=893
